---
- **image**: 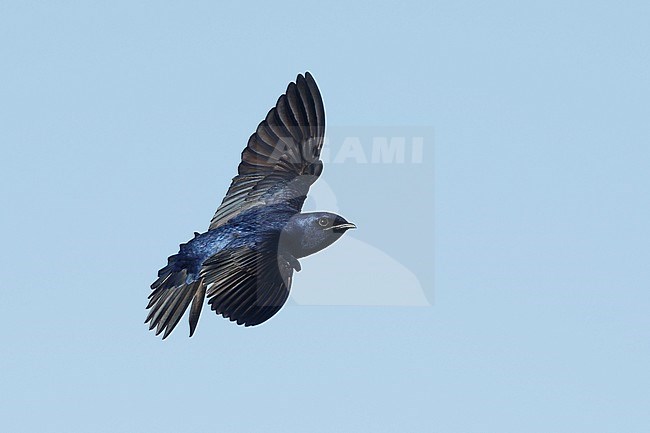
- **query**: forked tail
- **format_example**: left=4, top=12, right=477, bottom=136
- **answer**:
left=145, top=254, right=207, bottom=339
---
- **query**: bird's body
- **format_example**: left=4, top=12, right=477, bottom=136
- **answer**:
left=146, top=72, right=354, bottom=338
left=171, top=204, right=297, bottom=283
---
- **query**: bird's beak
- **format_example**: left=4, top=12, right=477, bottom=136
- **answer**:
left=328, top=222, right=357, bottom=232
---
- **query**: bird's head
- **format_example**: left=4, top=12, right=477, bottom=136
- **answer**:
left=280, top=212, right=356, bottom=258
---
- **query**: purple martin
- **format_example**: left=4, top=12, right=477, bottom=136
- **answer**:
left=145, top=72, right=355, bottom=338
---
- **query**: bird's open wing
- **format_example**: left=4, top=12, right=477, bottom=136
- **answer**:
left=200, top=244, right=294, bottom=326
left=208, top=72, right=325, bottom=230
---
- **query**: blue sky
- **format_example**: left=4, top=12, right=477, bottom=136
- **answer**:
left=1, top=1, right=649, bottom=432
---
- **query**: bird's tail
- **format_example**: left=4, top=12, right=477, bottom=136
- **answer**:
left=145, top=254, right=207, bottom=339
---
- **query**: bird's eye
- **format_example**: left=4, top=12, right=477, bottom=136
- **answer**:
left=318, top=217, right=329, bottom=227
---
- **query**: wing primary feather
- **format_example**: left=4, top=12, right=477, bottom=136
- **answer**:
left=286, top=82, right=309, bottom=142
left=304, top=72, right=325, bottom=141
left=275, top=94, right=303, bottom=145
left=296, top=74, right=317, bottom=156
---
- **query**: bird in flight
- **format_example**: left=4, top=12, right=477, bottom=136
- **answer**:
left=145, top=72, right=355, bottom=338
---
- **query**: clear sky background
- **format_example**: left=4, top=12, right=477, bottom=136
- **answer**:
left=1, top=1, right=649, bottom=432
